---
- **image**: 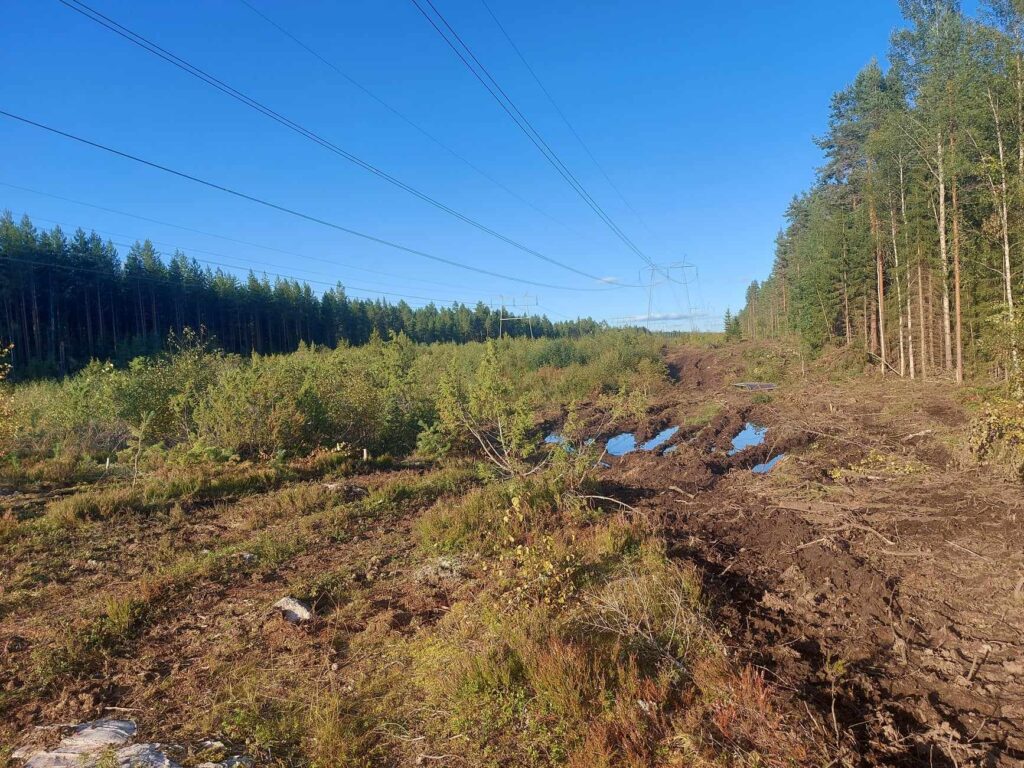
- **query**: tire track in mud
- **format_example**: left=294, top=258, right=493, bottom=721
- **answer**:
left=595, top=345, right=1024, bottom=767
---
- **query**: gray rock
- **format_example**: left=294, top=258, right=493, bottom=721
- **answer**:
left=24, top=719, right=136, bottom=767
left=196, top=758, right=252, bottom=768
left=19, top=721, right=181, bottom=768
left=272, top=596, right=313, bottom=623
left=415, top=557, right=467, bottom=587
left=111, top=744, right=180, bottom=767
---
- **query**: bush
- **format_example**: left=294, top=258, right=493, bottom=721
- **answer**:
left=971, top=398, right=1024, bottom=480
left=110, top=328, right=225, bottom=445
left=12, top=361, right=126, bottom=458
left=195, top=354, right=321, bottom=457
left=45, top=486, right=147, bottom=526
left=435, top=341, right=537, bottom=475
left=5, top=331, right=676, bottom=470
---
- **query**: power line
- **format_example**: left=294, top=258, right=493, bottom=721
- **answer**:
left=234, top=0, right=602, bottom=250
left=25, top=214, right=488, bottom=304
left=3, top=185, right=485, bottom=295
left=0, top=108, right=621, bottom=293
left=408, top=0, right=656, bottom=271
left=0, top=253, right=491, bottom=316
left=56, top=0, right=625, bottom=287
left=535, top=304, right=575, bottom=322
left=478, top=0, right=665, bottom=248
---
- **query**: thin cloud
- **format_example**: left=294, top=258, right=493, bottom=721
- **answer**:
left=615, top=311, right=709, bottom=323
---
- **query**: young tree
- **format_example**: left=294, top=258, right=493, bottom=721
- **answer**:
left=0, top=344, right=14, bottom=452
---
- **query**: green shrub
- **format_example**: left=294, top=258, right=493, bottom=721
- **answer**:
left=110, top=328, right=225, bottom=445
left=13, top=361, right=125, bottom=457
left=195, top=354, right=321, bottom=457
left=5, top=331, right=676, bottom=468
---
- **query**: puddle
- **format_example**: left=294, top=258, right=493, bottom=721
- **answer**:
left=605, top=432, right=637, bottom=456
left=663, top=444, right=678, bottom=455
left=753, top=454, right=785, bottom=474
left=728, top=422, right=766, bottom=455
left=545, top=434, right=596, bottom=448
left=641, top=426, right=679, bottom=452
left=552, top=427, right=678, bottom=459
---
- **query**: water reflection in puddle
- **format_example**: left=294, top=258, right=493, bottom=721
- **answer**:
left=605, top=432, right=637, bottom=456
left=753, top=454, right=785, bottom=474
left=728, top=422, right=766, bottom=455
left=642, top=427, right=679, bottom=451
left=545, top=435, right=599, bottom=457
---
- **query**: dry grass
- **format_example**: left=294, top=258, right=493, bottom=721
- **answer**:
left=3, top=452, right=824, bottom=768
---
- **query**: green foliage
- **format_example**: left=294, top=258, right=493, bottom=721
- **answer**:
left=436, top=341, right=537, bottom=476
left=112, top=327, right=223, bottom=445
left=723, top=310, right=742, bottom=341
left=743, top=346, right=793, bottom=383
left=0, top=212, right=603, bottom=378
left=195, top=354, right=321, bottom=457
left=4, top=331, right=676, bottom=481
left=45, top=486, right=148, bottom=526
left=737, top=3, right=1024, bottom=381
left=971, top=397, right=1024, bottom=479
left=33, top=596, right=150, bottom=687
left=0, top=344, right=13, bottom=453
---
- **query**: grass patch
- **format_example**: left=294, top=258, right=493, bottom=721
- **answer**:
left=683, top=401, right=724, bottom=428
left=32, top=595, right=150, bottom=686
left=44, top=485, right=148, bottom=525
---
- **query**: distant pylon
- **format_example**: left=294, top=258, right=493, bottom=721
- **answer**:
left=637, top=261, right=698, bottom=330
left=492, top=294, right=539, bottom=338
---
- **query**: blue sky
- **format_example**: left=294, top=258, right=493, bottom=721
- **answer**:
left=0, top=0, right=972, bottom=329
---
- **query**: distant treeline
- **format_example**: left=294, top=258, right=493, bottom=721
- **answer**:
left=0, top=212, right=603, bottom=377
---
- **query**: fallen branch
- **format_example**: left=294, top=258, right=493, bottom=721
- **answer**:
left=827, top=521, right=896, bottom=547
left=668, top=485, right=695, bottom=499
left=900, top=429, right=934, bottom=443
left=580, top=494, right=636, bottom=512
left=786, top=536, right=833, bottom=554
left=945, top=540, right=992, bottom=562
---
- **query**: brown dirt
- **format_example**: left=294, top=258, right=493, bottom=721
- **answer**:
left=0, top=465, right=477, bottom=754
left=594, top=343, right=1024, bottom=767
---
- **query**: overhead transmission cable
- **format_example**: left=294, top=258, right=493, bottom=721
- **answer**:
left=4, top=185, right=488, bottom=295
left=234, top=0, right=600, bottom=248
left=25, top=214, right=487, bottom=303
left=0, top=108, right=620, bottom=293
left=408, top=0, right=656, bottom=272
left=0, top=248, right=475, bottom=308
left=0, top=252, right=479, bottom=313
left=478, top=0, right=665, bottom=247
left=56, top=0, right=627, bottom=287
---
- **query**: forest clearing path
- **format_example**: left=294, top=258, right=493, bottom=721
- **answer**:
left=602, top=343, right=1024, bottom=766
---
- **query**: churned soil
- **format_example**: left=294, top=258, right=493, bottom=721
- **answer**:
left=596, top=343, right=1024, bottom=767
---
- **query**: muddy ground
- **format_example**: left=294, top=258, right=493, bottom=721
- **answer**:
left=2, top=342, right=1022, bottom=766
left=602, top=345, right=1024, bottom=766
